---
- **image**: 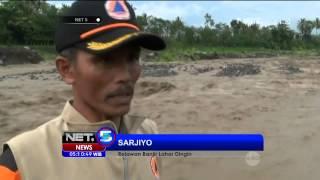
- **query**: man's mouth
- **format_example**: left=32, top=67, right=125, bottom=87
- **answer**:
left=107, top=91, right=133, bottom=98
left=106, top=94, right=132, bottom=104
left=105, top=88, right=134, bottom=104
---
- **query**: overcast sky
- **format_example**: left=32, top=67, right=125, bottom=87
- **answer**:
left=49, top=1, right=320, bottom=30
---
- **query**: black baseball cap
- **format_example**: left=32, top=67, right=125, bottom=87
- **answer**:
left=55, top=0, right=166, bottom=55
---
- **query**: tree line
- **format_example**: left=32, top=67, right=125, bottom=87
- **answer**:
left=1, top=0, right=320, bottom=50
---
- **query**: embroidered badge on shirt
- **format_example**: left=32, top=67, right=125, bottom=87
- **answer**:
left=150, top=156, right=160, bottom=179
left=105, top=0, right=130, bottom=20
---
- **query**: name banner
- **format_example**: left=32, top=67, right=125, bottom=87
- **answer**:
left=104, top=134, right=264, bottom=151
left=62, top=128, right=264, bottom=158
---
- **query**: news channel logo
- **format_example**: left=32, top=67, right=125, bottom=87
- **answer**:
left=96, top=127, right=116, bottom=147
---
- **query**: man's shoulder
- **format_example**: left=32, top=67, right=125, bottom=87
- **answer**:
left=141, top=118, right=159, bottom=134
left=125, top=115, right=159, bottom=134
left=6, top=115, right=63, bottom=147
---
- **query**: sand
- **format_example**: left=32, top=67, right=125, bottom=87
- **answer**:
left=0, top=57, right=319, bottom=180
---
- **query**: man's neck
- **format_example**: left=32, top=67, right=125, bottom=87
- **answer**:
left=71, top=98, right=119, bottom=123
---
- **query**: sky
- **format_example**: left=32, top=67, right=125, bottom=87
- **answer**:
left=48, top=1, right=320, bottom=30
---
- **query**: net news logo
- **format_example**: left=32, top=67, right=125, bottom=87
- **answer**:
left=96, top=127, right=116, bottom=147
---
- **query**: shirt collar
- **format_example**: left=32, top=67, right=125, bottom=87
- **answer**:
left=61, top=100, right=121, bottom=133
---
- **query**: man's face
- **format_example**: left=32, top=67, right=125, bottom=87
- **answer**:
left=72, top=44, right=141, bottom=118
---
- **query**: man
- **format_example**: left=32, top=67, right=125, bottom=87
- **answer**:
left=0, top=0, right=165, bottom=180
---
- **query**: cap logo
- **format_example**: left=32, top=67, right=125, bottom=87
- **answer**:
left=105, top=0, right=130, bottom=20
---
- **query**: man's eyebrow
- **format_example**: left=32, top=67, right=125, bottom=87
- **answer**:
left=87, top=54, right=105, bottom=61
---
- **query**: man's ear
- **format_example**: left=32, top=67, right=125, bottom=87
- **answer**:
left=55, top=56, right=75, bottom=84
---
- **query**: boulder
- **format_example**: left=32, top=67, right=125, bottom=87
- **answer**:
left=0, top=47, right=44, bottom=65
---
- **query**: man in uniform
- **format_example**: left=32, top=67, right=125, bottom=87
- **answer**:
left=0, top=0, right=165, bottom=179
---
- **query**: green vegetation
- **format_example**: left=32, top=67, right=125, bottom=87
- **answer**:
left=31, top=45, right=56, bottom=60
left=1, top=1, right=320, bottom=61
left=156, top=45, right=320, bottom=62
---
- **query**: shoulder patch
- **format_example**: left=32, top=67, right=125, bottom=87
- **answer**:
left=150, top=156, right=160, bottom=179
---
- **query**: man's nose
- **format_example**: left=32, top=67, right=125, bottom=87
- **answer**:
left=114, top=59, right=131, bottom=83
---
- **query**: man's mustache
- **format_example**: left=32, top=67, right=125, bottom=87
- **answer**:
left=106, top=84, right=134, bottom=98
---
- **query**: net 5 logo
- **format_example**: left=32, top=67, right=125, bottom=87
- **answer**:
left=100, top=130, right=112, bottom=142
left=96, top=127, right=116, bottom=147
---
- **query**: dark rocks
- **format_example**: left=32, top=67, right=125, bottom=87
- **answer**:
left=216, top=63, right=261, bottom=77
left=142, top=63, right=216, bottom=77
left=29, top=74, right=38, bottom=80
left=176, top=64, right=214, bottom=75
left=0, top=69, right=59, bottom=81
left=0, top=47, right=44, bottom=65
left=142, top=64, right=178, bottom=77
left=279, top=63, right=303, bottom=74
left=136, top=81, right=176, bottom=96
left=181, top=51, right=278, bottom=61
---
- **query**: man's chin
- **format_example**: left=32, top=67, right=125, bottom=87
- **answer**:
left=103, top=105, right=131, bottom=118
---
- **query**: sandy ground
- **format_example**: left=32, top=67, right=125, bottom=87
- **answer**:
left=0, top=57, right=320, bottom=180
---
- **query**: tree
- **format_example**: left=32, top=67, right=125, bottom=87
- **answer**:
left=314, top=17, right=320, bottom=35
left=170, top=17, right=185, bottom=41
left=297, top=18, right=314, bottom=41
left=29, top=2, right=58, bottom=45
left=230, top=19, right=241, bottom=36
left=204, top=13, right=214, bottom=29
left=214, top=23, right=231, bottom=46
left=184, top=26, right=201, bottom=45
left=0, top=0, right=57, bottom=44
left=271, top=20, right=294, bottom=49
left=136, top=13, right=148, bottom=30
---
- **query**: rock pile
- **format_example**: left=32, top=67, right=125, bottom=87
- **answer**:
left=279, top=63, right=303, bottom=74
left=175, top=64, right=214, bottom=75
left=0, top=69, right=60, bottom=81
left=216, top=63, right=261, bottom=77
left=136, top=81, right=176, bottom=96
left=142, top=64, right=177, bottom=77
left=0, top=47, right=44, bottom=65
left=142, top=63, right=216, bottom=77
left=182, top=51, right=278, bottom=61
